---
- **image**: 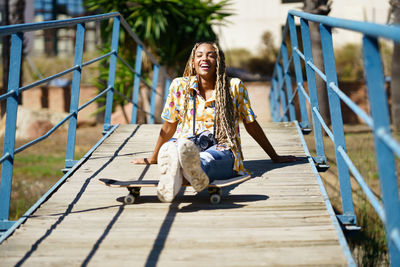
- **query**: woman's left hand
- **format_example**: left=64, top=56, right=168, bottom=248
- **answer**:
left=131, top=157, right=157, bottom=164
left=272, top=155, right=298, bottom=163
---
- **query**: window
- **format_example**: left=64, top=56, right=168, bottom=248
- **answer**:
left=282, top=0, right=303, bottom=3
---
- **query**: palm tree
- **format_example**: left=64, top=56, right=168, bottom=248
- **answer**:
left=303, top=0, right=332, bottom=125
left=388, top=0, right=400, bottom=131
left=84, top=0, right=232, bottom=75
left=84, top=0, right=232, bottom=123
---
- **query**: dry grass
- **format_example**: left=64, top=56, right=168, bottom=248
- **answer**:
left=304, top=126, right=399, bottom=266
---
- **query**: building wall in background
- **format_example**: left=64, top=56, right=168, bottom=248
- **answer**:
left=214, top=0, right=390, bottom=53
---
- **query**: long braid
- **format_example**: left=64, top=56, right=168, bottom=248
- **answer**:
left=181, top=42, right=242, bottom=157
left=213, top=43, right=243, bottom=158
left=181, top=43, right=201, bottom=128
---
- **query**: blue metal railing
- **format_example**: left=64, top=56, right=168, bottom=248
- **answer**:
left=0, top=13, right=171, bottom=233
left=270, top=10, right=400, bottom=265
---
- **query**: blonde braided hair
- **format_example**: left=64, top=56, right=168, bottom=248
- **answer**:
left=181, top=42, right=242, bottom=157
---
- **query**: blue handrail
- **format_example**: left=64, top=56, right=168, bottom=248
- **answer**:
left=271, top=10, right=400, bottom=265
left=0, top=13, right=171, bottom=233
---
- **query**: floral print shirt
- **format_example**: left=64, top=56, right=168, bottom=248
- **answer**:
left=161, top=76, right=256, bottom=174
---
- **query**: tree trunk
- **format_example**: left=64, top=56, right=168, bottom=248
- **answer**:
left=303, top=0, right=331, bottom=125
left=44, top=0, right=58, bottom=56
left=9, top=0, right=25, bottom=105
left=1, top=0, right=10, bottom=118
left=390, top=0, right=400, bottom=131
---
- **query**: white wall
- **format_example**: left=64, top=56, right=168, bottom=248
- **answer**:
left=214, top=0, right=390, bottom=53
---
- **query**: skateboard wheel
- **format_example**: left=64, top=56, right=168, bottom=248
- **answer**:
left=210, top=194, right=221, bottom=204
left=124, top=193, right=136, bottom=204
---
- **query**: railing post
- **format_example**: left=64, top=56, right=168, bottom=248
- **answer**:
left=103, top=16, right=120, bottom=132
left=320, top=24, right=356, bottom=226
left=0, top=32, right=23, bottom=230
left=276, top=63, right=288, bottom=122
left=362, top=35, right=400, bottom=265
left=288, top=15, right=310, bottom=131
left=65, top=23, right=85, bottom=169
left=271, top=77, right=281, bottom=122
left=300, top=18, right=327, bottom=166
left=281, top=41, right=296, bottom=121
left=269, top=90, right=275, bottom=122
left=131, top=44, right=143, bottom=124
left=149, top=64, right=159, bottom=124
left=163, top=77, right=171, bottom=104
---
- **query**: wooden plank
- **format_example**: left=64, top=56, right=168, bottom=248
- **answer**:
left=0, top=123, right=349, bottom=266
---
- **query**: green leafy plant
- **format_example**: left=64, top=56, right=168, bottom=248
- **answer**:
left=225, top=48, right=252, bottom=68
left=84, top=0, right=233, bottom=74
left=225, top=31, right=278, bottom=78
left=84, top=0, right=233, bottom=122
left=334, top=43, right=364, bottom=82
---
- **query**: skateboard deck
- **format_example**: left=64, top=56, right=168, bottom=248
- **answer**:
left=99, top=174, right=250, bottom=204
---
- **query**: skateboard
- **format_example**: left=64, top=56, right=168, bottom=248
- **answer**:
left=98, top=174, right=251, bottom=204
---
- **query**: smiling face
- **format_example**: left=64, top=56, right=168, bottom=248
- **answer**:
left=193, top=43, right=217, bottom=80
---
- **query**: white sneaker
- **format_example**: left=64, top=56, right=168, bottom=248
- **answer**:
left=177, top=139, right=209, bottom=192
left=157, top=141, right=182, bottom=202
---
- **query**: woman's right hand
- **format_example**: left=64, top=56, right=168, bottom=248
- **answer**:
left=131, top=158, right=157, bottom=165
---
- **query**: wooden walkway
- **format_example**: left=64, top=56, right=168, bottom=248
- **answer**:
left=0, top=123, right=350, bottom=266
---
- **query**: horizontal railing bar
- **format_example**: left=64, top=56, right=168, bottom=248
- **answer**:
left=116, top=54, right=152, bottom=91
left=294, top=122, right=356, bottom=265
left=272, top=69, right=278, bottom=81
left=114, top=87, right=133, bottom=105
left=119, top=17, right=170, bottom=80
left=0, top=13, right=170, bottom=80
left=273, top=11, right=400, bottom=265
left=113, top=88, right=152, bottom=116
left=376, top=127, right=400, bottom=158
left=276, top=64, right=286, bottom=92
left=280, top=88, right=299, bottom=120
left=329, top=82, right=374, bottom=129
left=284, top=54, right=294, bottom=75
left=14, top=86, right=112, bottom=154
left=14, top=113, right=75, bottom=154
left=149, top=85, right=163, bottom=97
left=116, top=54, right=137, bottom=75
left=78, top=86, right=112, bottom=112
left=18, top=65, right=79, bottom=94
left=0, top=12, right=120, bottom=36
left=294, top=47, right=305, bottom=61
left=0, top=90, right=16, bottom=102
left=116, top=54, right=163, bottom=97
left=82, top=51, right=114, bottom=68
left=119, top=17, right=165, bottom=75
left=312, top=107, right=335, bottom=142
left=0, top=124, right=120, bottom=244
left=337, top=146, right=386, bottom=223
left=272, top=44, right=284, bottom=79
left=288, top=87, right=299, bottom=104
left=290, top=10, right=400, bottom=43
left=0, top=153, right=11, bottom=164
left=298, top=83, right=311, bottom=103
left=306, top=60, right=327, bottom=82
left=1, top=53, right=114, bottom=102
left=272, top=22, right=292, bottom=79
left=140, top=75, right=164, bottom=97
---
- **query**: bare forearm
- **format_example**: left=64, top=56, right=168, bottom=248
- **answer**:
left=148, top=121, right=177, bottom=163
left=244, top=120, right=279, bottom=161
left=132, top=121, right=177, bottom=164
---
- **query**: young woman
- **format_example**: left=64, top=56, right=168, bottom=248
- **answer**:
left=132, top=42, right=296, bottom=202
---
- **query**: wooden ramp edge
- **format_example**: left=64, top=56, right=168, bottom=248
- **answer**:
left=0, top=123, right=351, bottom=266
